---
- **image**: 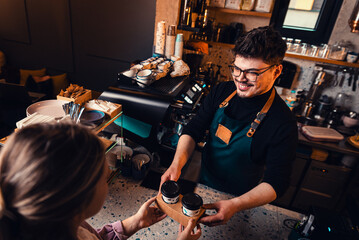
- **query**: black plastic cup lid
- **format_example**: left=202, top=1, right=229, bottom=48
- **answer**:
left=181, top=193, right=203, bottom=210
left=161, top=180, right=180, bottom=198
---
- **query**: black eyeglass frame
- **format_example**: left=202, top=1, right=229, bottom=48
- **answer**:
left=228, top=64, right=277, bottom=82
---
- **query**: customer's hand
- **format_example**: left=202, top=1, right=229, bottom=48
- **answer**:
left=122, top=197, right=166, bottom=237
left=159, top=165, right=181, bottom=190
left=134, top=197, right=167, bottom=228
left=199, top=200, right=236, bottom=227
left=177, top=219, right=201, bottom=240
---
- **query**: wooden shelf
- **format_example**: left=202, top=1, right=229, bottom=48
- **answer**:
left=208, top=6, right=272, bottom=18
left=179, top=30, right=359, bottom=68
left=285, top=53, right=359, bottom=68
left=184, top=39, right=359, bottom=68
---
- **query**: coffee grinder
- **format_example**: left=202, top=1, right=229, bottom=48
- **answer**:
left=300, top=70, right=329, bottom=125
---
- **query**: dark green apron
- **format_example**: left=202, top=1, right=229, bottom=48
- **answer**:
left=200, top=89, right=275, bottom=195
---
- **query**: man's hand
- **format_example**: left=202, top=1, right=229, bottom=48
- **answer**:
left=199, top=199, right=237, bottom=227
left=159, top=165, right=181, bottom=190
left=177, top=219, right=201, bottom=240
left=159, top=135, right=196, bottom=191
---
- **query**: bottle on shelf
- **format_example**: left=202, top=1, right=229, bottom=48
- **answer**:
left=191, top=0, right=200, bottom=28
left=254, top=0, right=274, bottom=13
left=285, top=90, right=297, bottom=111
left=197, top=0, right=209, bottom=29
left=215, top=65, right=222, bottom=83
left=241, top=0, right=256, bottom=10
left=206, top=62, right=215, bottom=87
left=181, top=0, right=193, bottom=27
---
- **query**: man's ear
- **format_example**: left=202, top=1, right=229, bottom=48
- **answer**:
left=273, top=64, right=283, bottom=80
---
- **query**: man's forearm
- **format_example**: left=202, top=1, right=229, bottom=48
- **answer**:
left=170, top=134, right=196, bottom=170
left=230, top=182, right=277, bottom=212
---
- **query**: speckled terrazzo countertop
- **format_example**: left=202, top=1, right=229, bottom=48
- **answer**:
left=88, top=176, right=303, bottom=240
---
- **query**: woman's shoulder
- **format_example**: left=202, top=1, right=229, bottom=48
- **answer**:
left=78, top=222, right=101, bottom=240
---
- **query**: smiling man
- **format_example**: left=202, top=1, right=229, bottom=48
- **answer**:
left=161, top=26, right=298, bottom=227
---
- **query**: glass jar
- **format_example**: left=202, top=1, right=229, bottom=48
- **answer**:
left=300, top=43, right=308, bottom=55
left=286, top=38, right=294, bottom=52
left=329, top=44, right=348, bottom=60
left=292, top=39, right=302, bottom=53
left=309, top=45, right=319, bottom=57
left=318, top=44, right=330, bottom=58
left=334, top=92, right=348, bottom=110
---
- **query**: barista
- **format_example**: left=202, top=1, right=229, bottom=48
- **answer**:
left=160, top=26, right=298, bottom=226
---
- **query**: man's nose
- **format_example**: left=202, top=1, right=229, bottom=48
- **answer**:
left=234, top=72, right=247, bottom=82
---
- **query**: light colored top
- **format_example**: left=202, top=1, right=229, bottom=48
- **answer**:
left=77, top=221, right=128, bottom=240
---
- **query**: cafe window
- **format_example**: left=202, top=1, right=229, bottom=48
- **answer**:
left=270, top=0, right=343, bottom=45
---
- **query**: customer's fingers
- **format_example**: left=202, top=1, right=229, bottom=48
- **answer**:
left=178, top=224, right=184, bottom=233
left=142, top=196, right=156, bottom=208
left=183, top=219, right=197, bottom=233
left=193, top=224, right=202, bottom=237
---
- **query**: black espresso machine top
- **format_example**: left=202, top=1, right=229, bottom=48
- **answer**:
left=98, top=73, right=204, bottom=150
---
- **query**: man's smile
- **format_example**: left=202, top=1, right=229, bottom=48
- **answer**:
left=237, top=81, right=254, bottom=91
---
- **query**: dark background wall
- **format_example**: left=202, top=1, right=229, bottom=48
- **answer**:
left=0, top=0, right=156, bottom=91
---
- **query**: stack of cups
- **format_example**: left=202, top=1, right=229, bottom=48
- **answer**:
left=165, top=25, right=176, bottom=59
left=155, top=21, right=183, bottom=60
left=174, top=33, right=184, bottom=59
left=155, top=21, right=166, bottom=55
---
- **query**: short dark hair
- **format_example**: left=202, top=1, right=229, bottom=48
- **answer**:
left=233, top=26, right=287, bottom=65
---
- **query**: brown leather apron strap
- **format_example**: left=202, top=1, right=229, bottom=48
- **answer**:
left=219, top=90, right=237, bottom=108
left=246, top=88, right=276, bottom=138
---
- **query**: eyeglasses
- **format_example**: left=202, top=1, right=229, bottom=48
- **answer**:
left=228, top=64, right=276, bottom=82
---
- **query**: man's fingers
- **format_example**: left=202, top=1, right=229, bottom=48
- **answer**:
left=199, top=214, right=222, bottom=225
left=202, top=203, right=217, bottom=209
left=159, top=175, right=170, bottom=191
left=200, top=217, right=224, bottom=227
left=181, top=219, right=197, bottom=234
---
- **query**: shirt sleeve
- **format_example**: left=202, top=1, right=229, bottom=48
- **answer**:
left=80, top=221, right=129, bottom=240
left=182, top=83, right=224, bottom=142
left=97, top=221, right=129, bottom=240
left=261, top=120, right=298, bottom=198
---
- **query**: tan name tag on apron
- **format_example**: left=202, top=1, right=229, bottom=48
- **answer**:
left=215, top=124, right=232, bottom=145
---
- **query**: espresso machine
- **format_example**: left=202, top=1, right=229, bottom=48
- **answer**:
left=300, top=70, right=331, bottom=125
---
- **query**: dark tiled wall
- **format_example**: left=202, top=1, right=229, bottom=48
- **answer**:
left=0, top=0, right=156, bottom=91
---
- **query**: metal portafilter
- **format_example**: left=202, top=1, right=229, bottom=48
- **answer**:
left=306, top=70, right=326, bottom=102
left=300, top=71, right=327, bottom=119
left=349, top=0, right=359, bottom=33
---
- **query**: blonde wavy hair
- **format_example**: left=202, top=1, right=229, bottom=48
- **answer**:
left=0, top=122, right=105, bottom=240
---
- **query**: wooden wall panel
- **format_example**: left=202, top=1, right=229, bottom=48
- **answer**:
left=0, top=0, right=73, bottom=72
left=0, top=0, right=29, bottom=43
left=70, top=0, right=156, bottom=90
left=25, top=0, right=73, bottom=72
left=73, top=0, right=155, bottom=62
left=0, top=0, right=156, bottom=91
